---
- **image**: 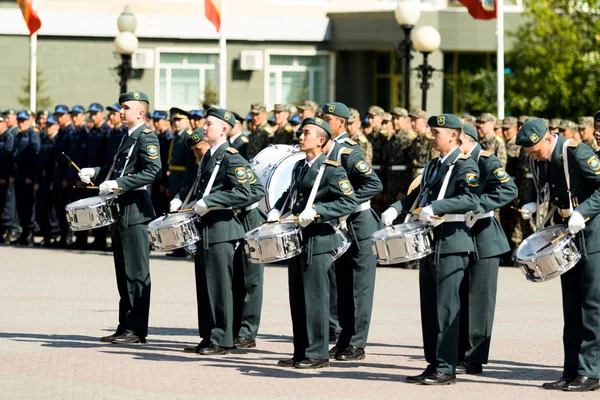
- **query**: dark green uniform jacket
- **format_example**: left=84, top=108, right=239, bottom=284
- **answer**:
left=392, top=147, right=480, bottom=255
left=93, top=124, right=162, bottom=228
left=470, top=145, right=518, bottom=258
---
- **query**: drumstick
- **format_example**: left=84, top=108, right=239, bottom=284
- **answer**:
left=278, top=214, right=322, bottom=223
left=74, top=186, right=124, bottom=191
left=62, top=152, right=95, bottom=186
left=411, top=208, right=443, bottom=221
left=535, top=217, right=590, bottom=254
left=511, top=206, right=527, bottom=213
left=177, top=208, right=194, bottom=213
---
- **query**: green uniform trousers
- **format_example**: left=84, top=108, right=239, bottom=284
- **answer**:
left=233, top=247, right=264, bottom=340
left=458, top=256, right=500, bottom=364
left=288, top=252, right=333, bottom=360
left=561, top=251, right=600, bottom=379
left=110, top=223, right=151, bottom=338
left=328, top=265, right=341, bottom=338
left=335, top=236, right=377, bottom=349
left=195, top=240, right=236, bottom=348
left=420, top=252, right=469, bottom=374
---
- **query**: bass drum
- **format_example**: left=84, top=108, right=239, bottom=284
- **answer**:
left=251, top=144, right=306, bottom=211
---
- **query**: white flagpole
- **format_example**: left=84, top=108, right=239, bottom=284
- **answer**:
left=30, top=0, right=38, bottom=112
left=496, top=0, right=504, bottom=119
left=218, top=0, right=227, bottom=108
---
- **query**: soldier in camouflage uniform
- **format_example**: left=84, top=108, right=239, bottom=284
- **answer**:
left=550, top=118, right=562, bottom=135
left=595, top=111, right=600, bottom=149
left=297, top=100, right=318, bottom=120
left=579, top=117, right=599, bottom=151
left=347, top=108, right=372, bottom=164
left=247, top=103, right=274, bottom=160
left=384, top=107, right=416, bottom=203
left=477, top=113, right=507, bottom=167
left=366, top=106, right=389, bottom=213
left=408, top=109, right=434, bottom=179
left=271, top=104, right=295, bottom=145
left=382, top=112, right=394, bottom=133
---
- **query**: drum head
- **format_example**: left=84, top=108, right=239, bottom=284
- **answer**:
left=251, top=145, right=298, bottom=187
left=148, top=211, right=197, bottom=228
left=66, top=194, right=114, bottom=209
left=372, top=221, right=429, bottom=239
left=249, top=221, right=299, bottom=238
left=517, top=225, right=568, bottom=260
left=266, top=152, right=306, bottom=210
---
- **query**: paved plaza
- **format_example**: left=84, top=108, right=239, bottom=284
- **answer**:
left=0, top=245, right=585, bottom=399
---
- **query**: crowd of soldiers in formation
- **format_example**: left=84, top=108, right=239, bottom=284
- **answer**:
left=1, top=99, right=598, bottom=263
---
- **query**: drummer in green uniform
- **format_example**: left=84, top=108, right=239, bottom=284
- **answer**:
left=381, top=114, right=480, bottom=385
left=268, top=117, right=357, bottom=369
left=517, top=119, right=600, bottom=392
left=456, top=123, right=518, bottom=374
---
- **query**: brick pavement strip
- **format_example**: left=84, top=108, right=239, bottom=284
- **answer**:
left=0, top=245, right=589, bottom=399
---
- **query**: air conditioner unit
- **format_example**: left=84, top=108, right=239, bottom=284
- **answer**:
left=240, top=51, right=264, bottom=71
left=132, top=49, right=155, bottom=69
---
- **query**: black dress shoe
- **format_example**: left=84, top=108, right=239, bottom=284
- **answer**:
left=541, top=377, right=575, bottom=390
left=234, top=336, right=256, bottom=349
left=100, top=331, right=122, bottom=343
left=405, top=364, right=435, bottom=384
left=294, top=358, right=330, bottom=369
left=111, top=332, right=143, bottom=344
left=336, top=346, right=365, bottom=361
left=277, top=358, right=296, bottom=368
left=421, top=372, right=457, bottom=385
left=183, top=340, right=208, bottom=353
left=197, top=344, right=231, bottom=355
left=456, top=360, right=483, bottom=374
left=329, top=344, right=345, bottom=359
left=563, top=376, right=600, bottom=392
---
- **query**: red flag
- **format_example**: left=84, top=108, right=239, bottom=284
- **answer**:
left=459, top=0, right=497, bottom=20
left=205, top=0, right=221, bottom=32
left=16, top=0, right=41, bottom=35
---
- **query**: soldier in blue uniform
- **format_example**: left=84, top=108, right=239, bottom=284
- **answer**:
left=190, top=109, right=206, bottom=130
left=1, top=108, right=19, bottom=243
left=67, top=105, right=90, bottom=249
left=166, top=107, right=197, bottom=198
left=105, top=104, right=128, bottom=165
left=456, top=124, right=518, bottom=374
left=12, top=111, right=41, bottom=245
left=52, top=105, right=74, bottom=248
left=517, top=119, right=600, bottom=392
left=0, top=113, right=14, bottom=243
left=35, top=116, right=60, bottom=247
left=228, top=112, right=249, bottom=160
left=151, top=110, right=173, bottom=217
left=321, top=102, right=383, bottom=361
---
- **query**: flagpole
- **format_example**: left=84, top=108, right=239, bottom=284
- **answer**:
left=218, top=0, right=227, bottom=108
left=30, top=0, right=38, bottom=112
left=496, top=0, right=504, bottom=120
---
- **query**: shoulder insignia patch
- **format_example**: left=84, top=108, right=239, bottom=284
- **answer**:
left=480, top=150, right=492, bottom=158
left=493, top=168, right=510, bottom=183
left=240, top=136, right=249, bottom=143
left=358, top=135, right=368, bottom=144
left=587, top=155, right=600, bottom=173
left=246, top=167, right=257, bottom=184
left=338, top=180, right=354, bottom=196
left=285, top=125, right=292, bottom=132
left=568, top=140, right=580, bottom=148
left=466, top=173, right=479, bottom=187
left=341, top=148, right=353, bottom=156
left=355, top=160, right=372, bottom=174
left=264, top=126, right=274, bottom=134
left=142, top=129, right=153, bottom=134
left=458, top=154, right=471, bottom=160
left=226, top=147, right=239, bottom=154
left=146, top=145, right=159, bottom=160
left=346, top=139, right=357, bottom=146
left=324, top=160, right=340, bottom=167
left=234, top=167, right=248, bottom=183
left=380, top=129, right=388, bottom=137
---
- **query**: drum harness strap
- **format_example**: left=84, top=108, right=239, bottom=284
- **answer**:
left=560, top=140, right=587, bottom=255
left=303, top=163, right=327, bottom=264
left=465, top=150, right=495, bottom=228
left=102, top=135, right=141, bottom=213
left=335, top=146, right=362, bottom=249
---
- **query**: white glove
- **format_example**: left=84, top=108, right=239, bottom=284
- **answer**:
left=521, top=202, right=537, bottom=220
left=298, top=208, right=317, bottom=227
left=419, top=205, right=434, bottom=223
left=99, top=180, right=119, bottom=195
left=193, top=199, right=209, bottom=216
left=78, top=168, right=95, bottom=184
left=568, top=210, right=586, bottom=235
left=169, top=198, right=183, bottom=212
left=381, top=208, right=398, bottom=227
left=267, top=209, right=281, bottom=222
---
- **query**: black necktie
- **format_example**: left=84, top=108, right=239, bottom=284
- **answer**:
left=298, top=163, right=309, bottom=184
left=429, top=160, right=441, bottom=184
left=200, top=151, right=212, bottom=173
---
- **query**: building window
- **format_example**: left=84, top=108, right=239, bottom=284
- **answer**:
left=267, top=54, right=329, bottom=107
left=156, top=51, right=219, bottom=109
left=373, top=50, right=403, bottom=111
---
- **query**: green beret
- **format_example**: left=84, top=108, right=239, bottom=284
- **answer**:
left=185, top=128, right=204, bottom=147
left=515, top=118, right=548, bottom=147
left=118, top=91, right=150, bottom=104
left=206, top=107, right=235, bottom=128
left=427, top=114, right=462, bottom=130
left=462, top=123, right=478, bottom=142
left=321, top=102, right=350, bottom=119
left=297, top=117, right=331, bottom=138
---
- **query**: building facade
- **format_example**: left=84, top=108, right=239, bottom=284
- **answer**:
left=0, top=0, right=524, bottom=116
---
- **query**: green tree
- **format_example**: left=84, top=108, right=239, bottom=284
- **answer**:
left=18, top=68, right=53, bottom=111
left=505, top=0, right=600, bottom=118
left=452, top=69, right=498, bottom=115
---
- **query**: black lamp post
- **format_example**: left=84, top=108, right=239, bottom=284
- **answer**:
left=411, top=26, right=441, bottom=111
left=394, top=1, right=421, bottom=110
left=114, top=6, right=138, bottom=95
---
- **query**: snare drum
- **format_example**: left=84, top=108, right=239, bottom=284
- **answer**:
left=251, top=145, right=306, bottom=210
left=147, top=211, right=200, bottom=252
left=516, top=225, right=581, bottom=282
left=371, top=222, right=433, bottom=264
left=65, top=194, right=118, bottom=231
left=244, top=222, right=302, bottom=264
left=333, top=227, right=351, bottom=262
